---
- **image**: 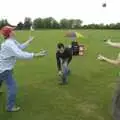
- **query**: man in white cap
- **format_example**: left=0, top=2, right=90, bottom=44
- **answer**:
left=0, top=26, right=47, bottom=112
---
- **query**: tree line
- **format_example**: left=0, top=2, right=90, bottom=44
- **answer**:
left=1, top=17, right=120, bottom=29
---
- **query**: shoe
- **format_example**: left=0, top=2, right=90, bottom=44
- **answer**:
left=7, top=106, right=21, bottom=112
left=59, top=83, right=68, bottom=85
left=59, top=81, right=68, bottom=85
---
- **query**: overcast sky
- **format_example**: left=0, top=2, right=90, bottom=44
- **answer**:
left=0, top=0, right=119, bottom=25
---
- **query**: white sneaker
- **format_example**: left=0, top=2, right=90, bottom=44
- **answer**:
left=7, top=106, right=21, bottom=112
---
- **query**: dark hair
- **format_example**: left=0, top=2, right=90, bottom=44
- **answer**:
left=57, top=43, right=64, bottom=49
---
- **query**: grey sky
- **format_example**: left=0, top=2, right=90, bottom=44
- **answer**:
left=0, top=0, right=119, bottom=25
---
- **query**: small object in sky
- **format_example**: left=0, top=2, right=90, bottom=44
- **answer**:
left=102, top=3, right=107, bottom=7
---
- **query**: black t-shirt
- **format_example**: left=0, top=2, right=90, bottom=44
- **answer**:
left=56, top=47, right=72, bottom=71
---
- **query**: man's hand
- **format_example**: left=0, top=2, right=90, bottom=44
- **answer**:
left=105, top=39, right=112, bottom=45
left=34, top=50, right=48, bottom=57
left=58, top=71, right=63, bottom=76
left=97, top=54, right=106, bottom=61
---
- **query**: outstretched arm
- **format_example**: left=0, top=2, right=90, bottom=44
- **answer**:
left=106, top=39, right=120, bottom=48
left=97, top=54, right=120, bottom=65
left=8, top=41, right=47, bottom=59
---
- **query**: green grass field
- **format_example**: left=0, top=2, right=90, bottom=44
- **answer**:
left=1, top=29, right=120, bottom=120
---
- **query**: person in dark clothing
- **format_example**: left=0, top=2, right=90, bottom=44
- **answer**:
left=56, top=43, right=72, bottom=85
left=71, top=41, right=80, bottom=55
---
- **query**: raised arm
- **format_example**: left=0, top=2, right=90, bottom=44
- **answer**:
left=15, top=37, right=34, bottom=50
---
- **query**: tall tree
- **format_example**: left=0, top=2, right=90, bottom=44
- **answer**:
left=16, top=22, right=24, bottom=30
left=23, top=17, right=32, bottom=30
